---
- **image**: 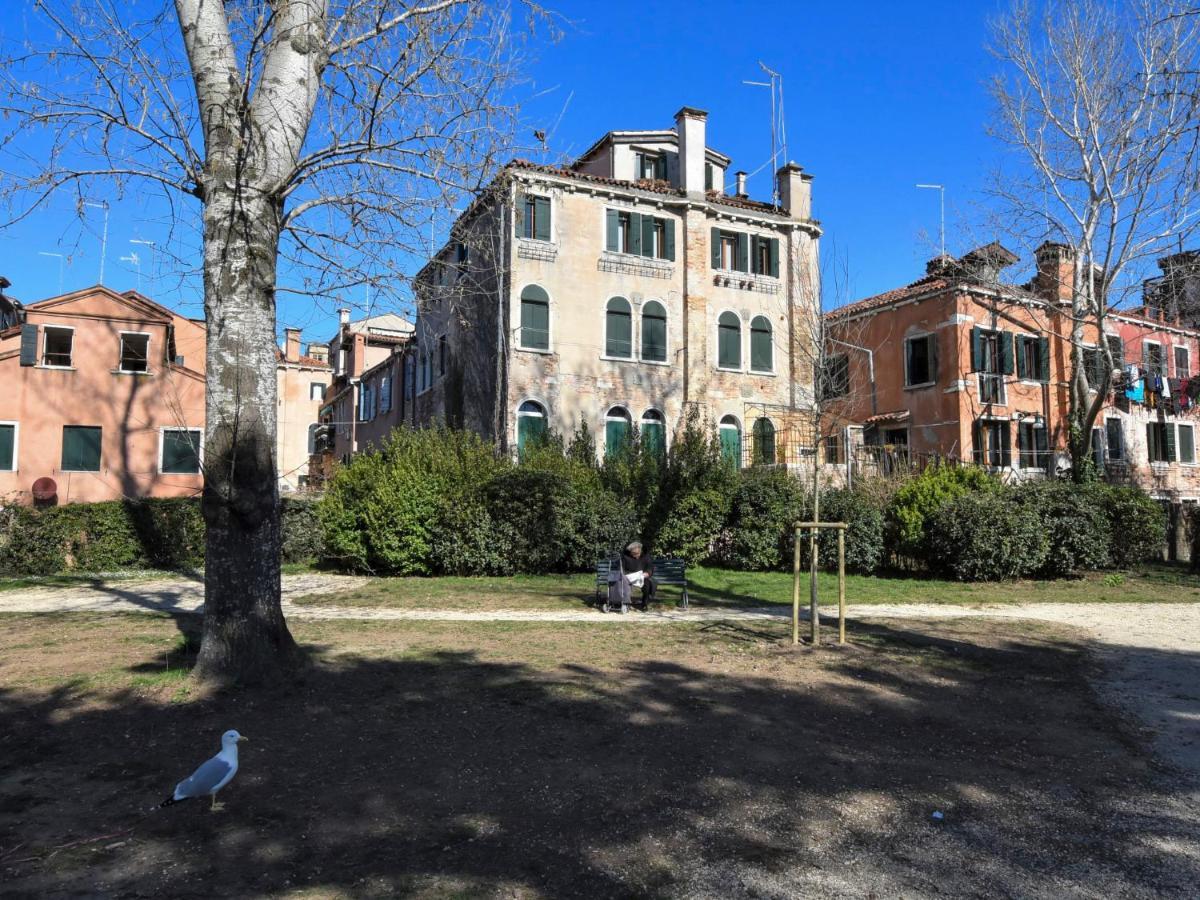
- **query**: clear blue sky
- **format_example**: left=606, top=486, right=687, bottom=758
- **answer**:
left=0, top=0, right=1013, bottom=345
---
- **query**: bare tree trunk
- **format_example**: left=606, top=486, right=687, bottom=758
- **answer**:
left=195, top=190, right=301, bottom=683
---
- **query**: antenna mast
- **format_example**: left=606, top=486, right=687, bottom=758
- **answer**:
left=744, top=63, right=786, bottom=205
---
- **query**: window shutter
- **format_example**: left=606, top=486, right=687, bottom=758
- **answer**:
left=768, top=238, right=779, bottom=278
left=1015, top=337, right=1028, bottom=380
left=0, top=424, right=13, bottom=471
left=1165, top=423, right=1177, bottom=462
left=1107, top=335, right=1124, bottom=369
left=1000, top=331, right=1014, bottom=375
left=749, top=235, right=761, bottom=274
left=1000, top=422, right=1012, bottom=467
left=534, top=197, right=551, bottom=241
left=19, top=324, right=37, bottom=367
left=1017, top=423, right=1030, bottom=458
left=972, top=420, right=983, bottom=463
left=640, top=213, right=655, bottom=259
left=735, top=232, right=749, bottom=272
left=515, top=193, right=526, bottom=237
left=606, top=209, right=619, bottom=252
left=628, top=212, right=642, bottom=256
left=970, top=327, right=982, bottom=372
left=711, top=228, right=721, bottom=269
left=1038, top=336, right=1050, bottom=382
left=663, top=219, right=675, bottom=261
left=928, top=334, right=939, bottom=382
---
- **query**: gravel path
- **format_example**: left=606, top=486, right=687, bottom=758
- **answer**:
left=1, top=574, right=1198, bottom=783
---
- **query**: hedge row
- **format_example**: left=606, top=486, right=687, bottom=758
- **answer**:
left=0, top=496, right=320, bottom=576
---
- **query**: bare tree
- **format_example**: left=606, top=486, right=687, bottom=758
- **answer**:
left=988, top=0, right=1200, bottom=480
left=0, top=0, right=532, bottom=683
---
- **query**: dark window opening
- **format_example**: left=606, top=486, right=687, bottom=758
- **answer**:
left=119, top=333, right=149, bottom=372
left=43, top=327, right=73, bottom=367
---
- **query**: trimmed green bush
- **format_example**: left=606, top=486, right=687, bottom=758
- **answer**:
left=722, top=468, right=807, bottom=571
left=279, top=496, right=325, bottom=565
left=813, top=488, right=886, bottom=575
left=1013, top=482, right=1110, bottom=577
left=1087, top=483, right=1166, bottom=568
left=888, top=465, right=1001, bottom=563
left=928, top=491, right=1048, bottom=581
left=654, top=489, right=731, bottom=565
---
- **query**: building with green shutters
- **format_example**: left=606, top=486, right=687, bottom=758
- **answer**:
left=405, top=106, right=823, bottom=463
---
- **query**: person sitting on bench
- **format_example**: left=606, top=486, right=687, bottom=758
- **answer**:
left=621, top=541, right=656, bottom=609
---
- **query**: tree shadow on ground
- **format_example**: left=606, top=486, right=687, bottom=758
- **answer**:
left=1, top=618, right=1198, bottom=898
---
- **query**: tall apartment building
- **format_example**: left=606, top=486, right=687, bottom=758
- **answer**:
left=407, top=106, right=822, bottom=461
left=824, top=243, right=1200, bottom=514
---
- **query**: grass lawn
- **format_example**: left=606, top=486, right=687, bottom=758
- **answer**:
left=292, top=562, right=1200, bottom=611
left=0, top=610, right=1194, bottom=897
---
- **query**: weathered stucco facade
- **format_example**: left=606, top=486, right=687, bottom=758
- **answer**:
left=411, top=107, right=822, bottom=459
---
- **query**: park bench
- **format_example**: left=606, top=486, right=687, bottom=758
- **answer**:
left=594, top=555, right=690, bottom=611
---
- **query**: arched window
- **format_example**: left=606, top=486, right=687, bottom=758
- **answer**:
left=516, top=400, right=547, bottom=458
left=641, top=408, right=666, bottom=457
left=641, top=300, right=667, bottom=362
left=520, top=285, right=550, bottom=350
left=718, top=311, right=741, bottom=369
left=606, top=297, right=633, bottom=358
left=750, top=316, right=773, bottom=373
left=719, top=415, right=742, bottom=468
left=753, top=418, right=776, bottom=465
left=605, top=406, right=632, bottom=457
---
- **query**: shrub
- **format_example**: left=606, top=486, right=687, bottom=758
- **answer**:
left=813, top=488, right=886, bottom=575
left=431, top=498, right=514, bottom=576
left=1087, top=484, right=1166, bottom=568
left=654, top=489, right=731, bottom=565
left=722, top=468, right=806, bottom=571
left=1013, top=482, right=1110, bottom=577
left=928, top=491, right=1047, bottom=581
left=280, top=496, right=324, bottom=564
left=0, top=506, right=69, bottom=575
left=888, top=464, right=1000, bottom=563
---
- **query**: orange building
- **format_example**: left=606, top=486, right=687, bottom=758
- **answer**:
left=824, top=243, right=1200, bottom=509
left=0, top=285, right=207, bottom=504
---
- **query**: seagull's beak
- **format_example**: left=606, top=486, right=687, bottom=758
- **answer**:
left=238, top=736, right=249, bottom=742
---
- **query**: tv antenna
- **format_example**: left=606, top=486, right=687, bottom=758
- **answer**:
left=130, top=239, right=156, bottom=293
left=119, top=250, right=141, bottom=292
left=38, top=251, right=65, bottom=293
left=916, top=184, right=945, bottom=259
left=743, top=62, right=787, bottom=205
left=82, top=200, right=110, bottom=284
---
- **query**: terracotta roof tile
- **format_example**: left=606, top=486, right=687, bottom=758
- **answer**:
left=826, top=274, right=953, bottom=320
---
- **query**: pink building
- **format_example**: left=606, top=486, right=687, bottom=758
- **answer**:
left=0, top=285, right=207, bottom=504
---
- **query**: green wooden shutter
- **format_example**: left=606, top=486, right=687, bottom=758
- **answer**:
left=1000, top=422, right=1012, bottom=467
left=720, top=425, right=741, bottom=468
left=643, top=423, right=665, bottom=457
left=718, top=314, right=741, bottom=368
left=605, top=420, right=630, bottom=458
left=606, top=301, right=632, bottom=357
left=711, top=228, right=721, bottom=268
left=704, top=163, right=713, bottom=191
left=970, top=327, right=983, bottom=372
left=663, top=219, right=675, bottom=261
left=768, top=238, right=779, bottom=277
left=1038, top=337, right=1050, bottom=382
left=1015, top=337, right=1028, bottom=379
left=606, top=210, right=619, bottom=251
left=19, top=324, right=37, bottom=367
left=534, top=197, right=551, bottom=241
left=62, top=426, right=101, bottom=472
left=1165, top=423, right=1177, bottom=462
left=750, top=317, right=772, bottom=371
left=0, top=424, right=13, bottom=470
left=1000, top=332, right=1014, bottom=375
left=640, top=214, right=655, bottom=259
left=517, top=415, right=547, bottom=459
left=1017, top=423, right=1030, bottom=466
left=749, top=235, right=761, bottom=274
left=641, top=303, right=667, bottom=362
left=515, top=193, right=526, bottom=238
left=628, top=212, right=642, bottom=256
left=735, top=232, right=749, bottom=272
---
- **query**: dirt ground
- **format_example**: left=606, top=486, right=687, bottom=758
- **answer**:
left=2, top=612, right=1199, bottom=898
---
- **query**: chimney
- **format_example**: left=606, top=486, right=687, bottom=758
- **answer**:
left=735, top=170, right=747, bottom=197
left=338, top=307, right=350, bottom=326
left=284, top=327, right=302, bottom=362
left=307, top=343, right=329, bottom=363
left=776, top=162, right=812, bottom=220
left=674, top=106, right=708, bottom=197
left=1034, top=242, right=1076, bottom=302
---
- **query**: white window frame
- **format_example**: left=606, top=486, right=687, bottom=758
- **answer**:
left=1143, top=339, right=1165, bottom=377
left=41, top=324, right=75, bottom=369
left=975, top=328, right=1007, bottom=406
left=638, top=299, right=670, bottom=367
left=1174, top=344, right=1191, bottom=380
left=1104, top=417, right=1125, bottom=463
left=904, top=332, right=936, bottom=388
left=117, top=330, right=152, bottom=374
left=0, top=420, right=18, bottom=472
left=1179, top=422, right=1196, bottom=466
left=715, top=308, right=744, bottom=373
left=310, top=382, right=327, bottom=402
left=158, top=427, right=203, bottom=475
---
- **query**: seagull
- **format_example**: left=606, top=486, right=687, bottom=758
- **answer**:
left=160, top=729, right=248, bottom=812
